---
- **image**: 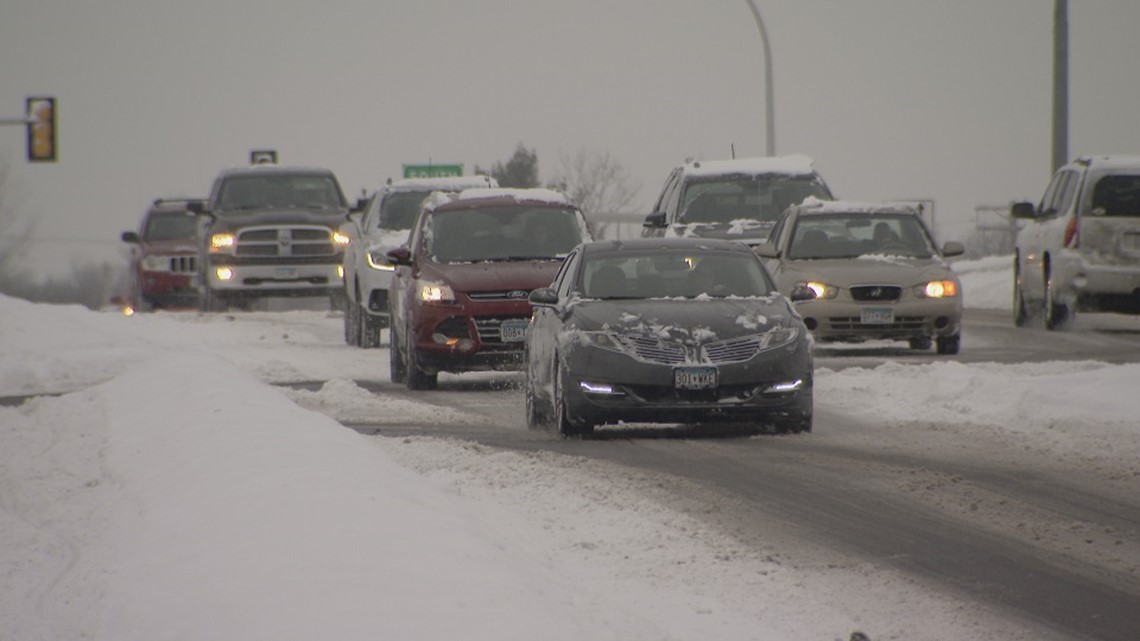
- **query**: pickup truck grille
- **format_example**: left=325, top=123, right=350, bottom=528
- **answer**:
left=235, top=225, right=337, bottom=258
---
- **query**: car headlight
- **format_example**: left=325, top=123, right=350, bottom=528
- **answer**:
left=800, top=280, right=838, bottom=299
left=366, top=250, right=396, bottom=271
left=418, top=280, right=455, bottom=303
left=332, top=230, right=350, bottom=247
left=756, top=325, right=800, bottom=350
left=915, top=279, right=958, bottom=298
left=576, top=330, right=623, bottom=352
left=141, top=255, right=168, bottom=271
left=210, top=232, right=235, bottom=254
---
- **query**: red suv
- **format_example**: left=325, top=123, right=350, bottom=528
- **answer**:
left=121, top=198, right=201, bottom=311
left=386, top=188, right=592, bottom=389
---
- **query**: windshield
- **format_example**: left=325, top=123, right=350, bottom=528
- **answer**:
left=379, top=191, right=431, bottom=230
left=787, top=214, right=936, bottom=260
left=217, top=174, right=345, bottom=210
left=581, top=251, right=775, bottom=299
left=425, top=207, right=585, bottom=263
left=679, top=175, right=831, bottom=225
left=144, top=212, right=198, bottom=241
left=1091, top=175, right=1140, bottom=217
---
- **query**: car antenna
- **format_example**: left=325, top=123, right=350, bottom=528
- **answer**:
left=731, top=143, right=736, bottom=159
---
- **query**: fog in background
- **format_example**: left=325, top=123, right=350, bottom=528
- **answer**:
left=3, top=0, right=1139, bottom=276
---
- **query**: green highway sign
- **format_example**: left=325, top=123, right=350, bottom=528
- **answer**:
left=403, top=163, right=463, bottom=178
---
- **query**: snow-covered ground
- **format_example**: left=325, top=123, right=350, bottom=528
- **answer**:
left=2, top=256, right=1137, bottom=640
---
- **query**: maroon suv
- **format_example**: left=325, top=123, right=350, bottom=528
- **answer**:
left=121, top=199, right=201, bottom=311
left=386, top=188, right=592, bottom=389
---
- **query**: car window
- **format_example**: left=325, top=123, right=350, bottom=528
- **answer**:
left=1053, top=170, right=1079, bottom=216
left=1038, top=171, right=1066, bottom=216
left=679, top=175, right=830, bottom=225
left=144, top=212, right=198, bottom=241
left=653, top=169, right=681, bottom=215
left=425, top=207, right=586, bottom=263
left=788, top=214, right=935, bottom=259
left=380, top=191, right=431, bottom=230
left=581, top=251, right=774, bottom=299
left=1091, top=175, right=1140, bottom=217
left=553, top=250, right=580, bottom=298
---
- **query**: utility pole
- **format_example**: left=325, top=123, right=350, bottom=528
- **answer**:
left=1052, top=0, right=1068, bottom=172
left=744, top=0, right=775, bottom=156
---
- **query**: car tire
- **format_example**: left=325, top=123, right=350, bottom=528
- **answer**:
left=553, top=361, right=592, bottom=437
left=389, top=324, right=406, bottom=384
left=908, top=337, right=932, bottom=351
left=344, top=293, right=359, bottom=346
left=359, top=305, right=381, bottom=348
left=405, top=336, right=437, bottom=390
left=1012, top=257, right=1030, bottom=327
left=935, top=333, right=961, bottom=355
left=1043, top=265, right=1070, bottom=331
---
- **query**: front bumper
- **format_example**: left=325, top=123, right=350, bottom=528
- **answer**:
left=205, top=259, right=342, bottom=295
left=409, top=298, right=532, bottom=374
left=1052, top=251, right=1140, bottom=310
left=561, top=338, right=813, bottom=427
left=796, top=297, right=961, bottom=343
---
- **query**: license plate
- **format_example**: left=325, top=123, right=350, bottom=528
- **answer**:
left=861, top=306, right=894, bottom=325
left=674, top=366, right=718, bottom=390
left=499, top=319, right=529, bottom=343
left=274, top=267, right=298, bottom=279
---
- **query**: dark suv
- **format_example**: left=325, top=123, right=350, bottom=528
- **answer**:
left=189, top=164, right=354, bottom=311
left=642, top=154, right=834, bottom=246
left=386, top=188, right=591, bottom=389
left=1011, top=155, right=1140, bottom=328
left=121, top=198, right=201, bottom=311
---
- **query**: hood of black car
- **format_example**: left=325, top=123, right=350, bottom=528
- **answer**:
left=570, top=297, right=796, bottom=345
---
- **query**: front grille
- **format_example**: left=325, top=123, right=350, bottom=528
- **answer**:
left=235, top=225, right=336, bottom=258
left=434, top=317, right=471, bottom=340
left=473, top=315, right=530, bottom=344
left=702, top=336, right=762, bottom=364
left=468, top=290, right=532, bottom=301
left=169, top=256, right=196, bottom=273
left=615, top=334, right=687, bottom=365
left=826, top=315, right=925, bottom=331
left=850, top=285, right=902, bottom=302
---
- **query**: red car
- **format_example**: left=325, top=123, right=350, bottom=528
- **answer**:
left=121, top=199, right=201, bottom=311
left=386, top=188, right=592, bottom=389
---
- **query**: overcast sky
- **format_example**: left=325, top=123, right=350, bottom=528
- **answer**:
left=3, top=1, right=1139, bottom=275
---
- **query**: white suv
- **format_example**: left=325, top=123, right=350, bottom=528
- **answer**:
left=341, top=175, right=496, bottom=347
left=1011, top=155, right=1140, bottom=329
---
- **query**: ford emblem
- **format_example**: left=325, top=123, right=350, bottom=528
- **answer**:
left=508, top=290, right=528, bottom=299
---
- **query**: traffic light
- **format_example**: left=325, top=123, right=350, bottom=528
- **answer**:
left=26, top=97, right=56, bottom=162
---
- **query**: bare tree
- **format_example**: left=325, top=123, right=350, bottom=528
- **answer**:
left=548, top=148, right=641, bottom=218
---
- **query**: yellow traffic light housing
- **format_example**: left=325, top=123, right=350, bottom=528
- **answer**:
left=26, top=97, right=56, bottom=162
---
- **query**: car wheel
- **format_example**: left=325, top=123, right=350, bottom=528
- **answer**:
left=405, top=334, right=437, bottom=391
left=523, top=367, right=548, bottom=430
left=388, top=324, right=406, bottom=384
left=1043, top=265, right=1070, bottom=331
left=1012, top=257, right=1029, bottom=327
left=908, top=337, right=932, bottom=350
left=553, top=361, right=592, bottom=437
left=935, top=333, right=961, bottom=355
left=343, top=293, right=359, bottom=346
left=359, top=305, right=381, bottom=348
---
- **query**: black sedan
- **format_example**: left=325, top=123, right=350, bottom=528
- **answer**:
left=524, top=238, right=814, bottom=436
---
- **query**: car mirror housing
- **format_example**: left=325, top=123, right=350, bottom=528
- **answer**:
left=1009, top=201, right=1036, bottom=219
left=941, top=241, right=966, bottom=257
left=642, top=212, right=666, bottom=228
left=528, top=287, right=559, bottom=307
left=753, top=242, right=779, bottom=259
left=789, top=284, right=816, bottom=302
left=385, top=246, right=412, bottom=266
left=121, top=231, right=141, bottom=244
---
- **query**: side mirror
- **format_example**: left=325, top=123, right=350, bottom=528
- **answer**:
left=1009, top=201, right=1035, bottom=219
left=753, top=242, right=779, bottom=259
left=186, top=200, right=206, bottom=214
left=643, top=212, right=666, bottom=228
left=528, top=287, right=559, bottom=308
left=789, top=284, right=816, bottom=302
left=941, top=241, right=966, bottom=257
left=385, top=246, right=413, bottom=267
left=352, top=197, right=368, bottom=213
left=121, top=231, right=141, bottom=244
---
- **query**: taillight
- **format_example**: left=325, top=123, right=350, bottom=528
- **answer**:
left=1063, top=216, right=1079, bottom=249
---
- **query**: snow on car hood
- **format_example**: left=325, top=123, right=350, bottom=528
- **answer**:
left=419, top=259, right=563, bottom=294
left=664, top=220, right=773, bottom=244
left=569, top=297, right=794, bottom=346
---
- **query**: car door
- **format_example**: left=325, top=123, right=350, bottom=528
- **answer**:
left=528, top=249, right=581, bottom=403
left=1018, top=169, right=1078, bottom=301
